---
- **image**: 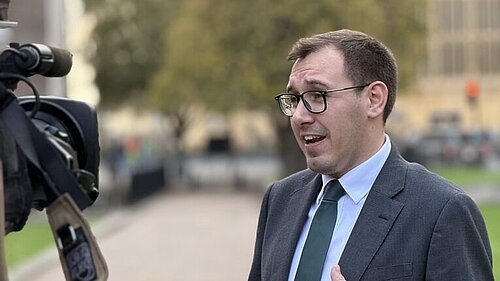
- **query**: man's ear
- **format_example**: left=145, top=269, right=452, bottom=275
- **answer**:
left=366, top=81, right=388, bottom=119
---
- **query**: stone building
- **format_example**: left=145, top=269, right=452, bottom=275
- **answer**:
left=395, top=0, right=500, bottom=134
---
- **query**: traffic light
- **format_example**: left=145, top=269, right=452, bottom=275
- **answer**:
left=465, top=79, right=480, bottom=105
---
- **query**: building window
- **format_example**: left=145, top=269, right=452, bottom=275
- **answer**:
left=493, top=42, right=500, bottom=72
left=455, top=42, right=465, bottom=74
left=427, top=0, right=500, bottom=76
left=437, top=0, right=452, bottom=31
left=477, top=0, right=490, bottom=29
left=495, top=1, right=500, bottom=28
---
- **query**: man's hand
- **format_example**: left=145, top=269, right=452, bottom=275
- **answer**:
left=331, top=265, right=346, bottom=281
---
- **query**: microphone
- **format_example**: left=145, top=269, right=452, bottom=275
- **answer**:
left=15, top=43, right=73, bottom=77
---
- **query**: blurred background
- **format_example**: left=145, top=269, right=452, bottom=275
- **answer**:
left=2, top=0, right=499, bottom=280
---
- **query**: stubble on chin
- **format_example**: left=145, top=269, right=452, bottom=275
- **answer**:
left=305, top=153, right=344, bottom=178
left=305, top=155, right=328, bottom=174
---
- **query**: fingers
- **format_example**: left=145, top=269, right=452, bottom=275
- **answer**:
left=330, top=265, right=346, bottom=281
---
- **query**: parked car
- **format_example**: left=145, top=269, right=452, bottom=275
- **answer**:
left=408, top=129, right=498, bottom=166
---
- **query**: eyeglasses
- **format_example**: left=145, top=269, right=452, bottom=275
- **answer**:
left=274, top=83, right=371, bottom=116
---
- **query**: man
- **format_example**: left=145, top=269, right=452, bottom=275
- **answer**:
left=248, top=29, right=493, bottom=281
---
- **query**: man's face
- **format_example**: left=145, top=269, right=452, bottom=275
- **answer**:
left=287, top=47, right=370, bottom=178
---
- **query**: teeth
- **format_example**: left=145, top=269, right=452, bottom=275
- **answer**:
left=304, top=135, right=322, bottom=141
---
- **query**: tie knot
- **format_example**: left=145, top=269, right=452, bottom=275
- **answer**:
left=323, top=180, right=345, bottom=202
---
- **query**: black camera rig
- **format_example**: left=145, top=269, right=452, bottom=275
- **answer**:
left=0, top=2, right=108, bottom=278
left=0, top=8, right=108, bottom=279
left=0, top=42, right=100, bottom=229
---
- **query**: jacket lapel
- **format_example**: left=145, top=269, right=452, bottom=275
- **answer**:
left=272, top=172, right=322, bottom=280
left=339, top=146, right=407, bottom=281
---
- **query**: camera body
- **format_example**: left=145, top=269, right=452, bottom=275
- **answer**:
left=0, top=41, right=100, bottom=234
left=18, top=95, right=100, bottom=204
left=18, top=96, right=100, bottom=182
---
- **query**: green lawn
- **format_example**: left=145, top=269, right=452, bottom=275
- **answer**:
left=432, top=166, right=499, bottom=278
left=4, top=220, right=54, bottom=268
left=5, top=207, right=500, bottom=279
left=480, top=205, right=500, bottom=279
left=3, top=177, right=499, bottom=279
left=432, top=166, right=500, bottom=185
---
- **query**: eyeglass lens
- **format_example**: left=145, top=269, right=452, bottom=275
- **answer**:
left=279, top=91, right=326, bottom=116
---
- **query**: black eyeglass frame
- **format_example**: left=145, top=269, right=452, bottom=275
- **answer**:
left=274, top=83, right=372, bottom=116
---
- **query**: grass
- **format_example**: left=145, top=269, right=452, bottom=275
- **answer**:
left=480, top=205, right=500, bottom=279
left=431, top=166, right=500, bottom=185
left=433, top=166, right=499, bottom=278
left=4, top=219, right=54, bottom=268
left=5, top=208, right=500, bottom=280
left=2, top=168, right=499, bottom=279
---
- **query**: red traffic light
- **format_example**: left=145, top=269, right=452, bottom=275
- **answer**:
left=465, top=80, right=480, bottom=99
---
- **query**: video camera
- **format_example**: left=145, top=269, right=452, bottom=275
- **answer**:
left=0, top=4, right=108, bottom=280
left=0, top=34, right=100, bottom=234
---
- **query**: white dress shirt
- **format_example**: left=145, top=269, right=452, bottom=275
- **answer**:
left=288, top=135, right=392, bottom=281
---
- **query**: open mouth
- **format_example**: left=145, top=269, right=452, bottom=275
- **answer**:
left=304, top=135, right=326, bottom=145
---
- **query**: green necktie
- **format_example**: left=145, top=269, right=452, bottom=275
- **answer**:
left=295, top=180, right=345, bottom=281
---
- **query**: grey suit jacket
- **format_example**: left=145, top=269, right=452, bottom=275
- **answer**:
left=248, top=145, right=493, bottom=281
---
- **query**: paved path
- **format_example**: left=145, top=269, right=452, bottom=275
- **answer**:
left=10, top=190, right=262, bottom=281
left=8, top=184, right=498, bottom=281
left=462, top=184, right=500, bottom=205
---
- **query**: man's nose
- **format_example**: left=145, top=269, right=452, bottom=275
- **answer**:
left=291, top=99, right=314, bottom=124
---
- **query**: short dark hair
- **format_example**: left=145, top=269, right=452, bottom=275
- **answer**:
left=288, top=29, right=398, bottom=123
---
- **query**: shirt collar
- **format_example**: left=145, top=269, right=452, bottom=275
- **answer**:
left=317, top=134, right=392, bottom=204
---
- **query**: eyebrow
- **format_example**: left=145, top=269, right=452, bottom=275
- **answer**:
left=286, top=79, right=330, bottom=93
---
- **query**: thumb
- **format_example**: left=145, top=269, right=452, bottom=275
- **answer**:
left=330, top=265, right=346, bottom=281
